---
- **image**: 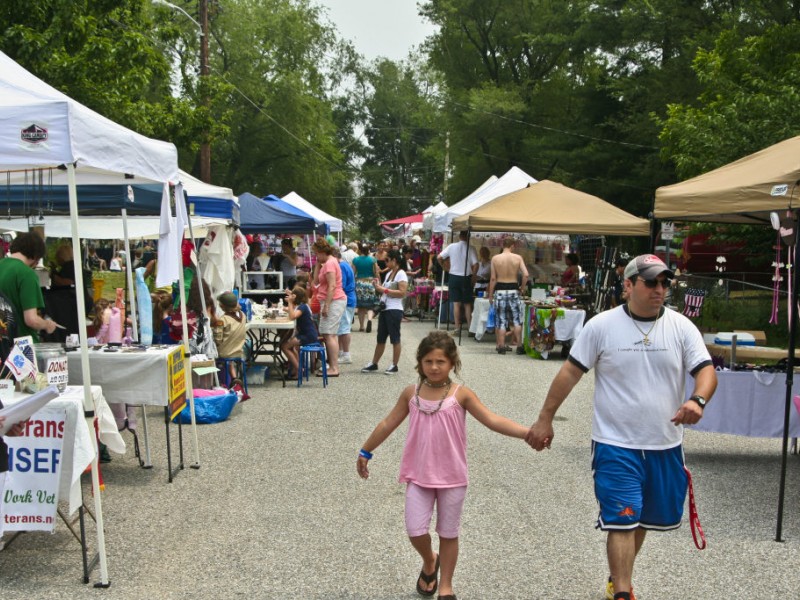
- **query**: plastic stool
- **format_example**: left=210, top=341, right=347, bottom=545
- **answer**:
left=298, top=343, right=327, bottom=387
left=216, top=357, right=248, bottom=392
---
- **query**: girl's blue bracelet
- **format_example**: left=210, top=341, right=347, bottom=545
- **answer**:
left=359, top=449, right=373, bottom=460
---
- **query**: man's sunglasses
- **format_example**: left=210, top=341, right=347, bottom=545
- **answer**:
left=639, top=277, right=672, bottom=289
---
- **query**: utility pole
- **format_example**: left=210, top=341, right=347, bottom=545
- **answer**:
left=443, top=131, right=450, bottom=201
left=199, top=0, right=211, bottom=183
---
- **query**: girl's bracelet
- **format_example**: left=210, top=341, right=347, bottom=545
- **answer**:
left=359, top=448, right=373, bottom=460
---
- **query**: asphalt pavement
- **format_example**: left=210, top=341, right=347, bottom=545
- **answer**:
left=1, top=319, right=799, bottom=598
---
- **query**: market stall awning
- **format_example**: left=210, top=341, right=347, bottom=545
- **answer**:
left=282, top=191, right=342, bottom=232
left=654, top=136, right=800, bottom=224
left=379, top=214, right=425, bottom=227
left=238, top=192, right=319, bottom=234
left=451, top=180, right=650, bottom=236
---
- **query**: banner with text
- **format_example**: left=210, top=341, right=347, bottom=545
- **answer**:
left=1, top=407, right=66, bottom=533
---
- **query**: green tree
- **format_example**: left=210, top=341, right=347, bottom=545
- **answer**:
left=357, top=58, right=444, bottom=238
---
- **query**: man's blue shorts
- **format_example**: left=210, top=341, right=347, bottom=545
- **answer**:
left=592, top=441, right=688, bottom=531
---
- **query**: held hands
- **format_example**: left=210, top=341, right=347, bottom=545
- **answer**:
left=356, top=456, right=370, bottom=479
left=671, top=401, right=704, bottom=426
left=525, top=419, right=553, bottom=451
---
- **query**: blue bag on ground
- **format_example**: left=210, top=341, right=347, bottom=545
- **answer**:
left=174, top=389, right=238, bottom=424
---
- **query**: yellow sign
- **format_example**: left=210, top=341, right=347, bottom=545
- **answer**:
left=167, top=346, right=187, bottom=420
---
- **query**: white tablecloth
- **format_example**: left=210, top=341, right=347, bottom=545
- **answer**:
left=67, top=346, right=180, bottom=407
left=6, top=386, right=123, bottom=514
left=686, top=370, right=800, bottom=437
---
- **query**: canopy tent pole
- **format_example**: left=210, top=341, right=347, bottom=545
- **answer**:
left=173, top=184, right=201, bottom=469
left=776, top=221, right=798, bottom=541
left=67, top=164, right=110, bottom=587
left=182, top=190, right=203, bottom=469
left=121, top=208, right=138, bottom=341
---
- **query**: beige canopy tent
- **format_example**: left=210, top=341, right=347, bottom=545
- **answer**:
left=654, top=135, right=800, bottom=543
left=451, top=179, right=650, bottom=235
left=654, top=135, right=800, bottom=224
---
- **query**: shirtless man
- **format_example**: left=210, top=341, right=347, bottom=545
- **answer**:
left=488, top=237, right=529, bottom=355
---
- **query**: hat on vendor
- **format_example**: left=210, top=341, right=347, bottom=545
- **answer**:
left=218, top=291, right=239, bottom=310
left=412, top=235, right=422, bottom=243
left=623, top=254, right=673, bottom=280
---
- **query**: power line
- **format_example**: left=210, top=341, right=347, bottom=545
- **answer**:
left=450, top=100, right=659, bottom=150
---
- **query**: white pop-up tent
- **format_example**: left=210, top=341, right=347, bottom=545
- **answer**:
left=282, top=191, right=343, bottom=233
left=432, top=167, right=537, bottom=233
left=0, top=50, right=186, bottom=586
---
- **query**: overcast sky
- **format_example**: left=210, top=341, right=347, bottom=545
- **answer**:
left=316, top=0, right=437, bottom=61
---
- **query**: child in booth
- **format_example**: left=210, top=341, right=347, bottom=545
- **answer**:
left=356, top=330, right=529, bottom=599
left=151, top=291, right=174, bottom=345
left=213, top=292, right=247, bottom=384
left=280, top=286, right=318, bottom=379
left=91, top=299, right=111, bottom=343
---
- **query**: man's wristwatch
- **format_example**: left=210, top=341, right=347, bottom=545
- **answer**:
left=689, top=395, right=707, bottom=409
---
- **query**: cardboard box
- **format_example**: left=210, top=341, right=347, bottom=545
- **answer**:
left=734, top=330, right=767, bottom=346
left=191, top=359, right=218, bottom=390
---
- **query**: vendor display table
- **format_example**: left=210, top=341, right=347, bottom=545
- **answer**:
left=704, top=343, right=800, bottom=363
left=4, top=386, right=122, bottom=583
left=66, top=346, right=188, bottom=481
left=246, top=319, right=295, bottom=387
left=469, top=298, right=586, bottom=357
left=5, top=385, right=122, bottom=515
left=523, top=306, right=586, bottom=359
left=686, top=370, right=800, bottom=437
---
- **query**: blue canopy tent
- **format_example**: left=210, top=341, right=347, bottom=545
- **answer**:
left=0, top=182, right=163, bottom=215
left=238, top=192, right=321, bottom=234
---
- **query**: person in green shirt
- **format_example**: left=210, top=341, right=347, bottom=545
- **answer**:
left=0, top=232, right=58, bottom=343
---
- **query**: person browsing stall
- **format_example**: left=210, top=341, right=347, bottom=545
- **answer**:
left=488, top=237, right=528, bottom=355
left=0, top=232, right=58, bottom=342
left=526, top=254, right=717, bottom=600
left=312, top=239, right=346, bottom=378
left=357, top=330, right=529, bottom=599
left=437, top=231, right=478, bottom=335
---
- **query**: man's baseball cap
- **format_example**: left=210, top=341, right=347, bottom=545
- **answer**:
left=623, top=254, right=673, bottom=280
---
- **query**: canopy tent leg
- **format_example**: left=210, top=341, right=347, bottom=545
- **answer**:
left=776, top=226, right=798, bottom=542
left=68, top=164, right=110, bottom=587
left=181, top=189, right=202, bottom=470
left=121, top=208, right=138, bottom=341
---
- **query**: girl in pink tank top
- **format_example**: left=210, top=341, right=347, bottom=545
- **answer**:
left=356, top=330, right=528, bottom=600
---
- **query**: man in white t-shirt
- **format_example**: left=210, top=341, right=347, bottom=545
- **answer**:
left=526, top=254, right=717, bottom=600
left=437, top=230, right=478, bottom=334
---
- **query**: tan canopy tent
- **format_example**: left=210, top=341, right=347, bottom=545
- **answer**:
left=654, top=135, right=800, bottom=224
left=654, top=135, right=800, bottom=543
left=450, top=179, right=650, bottom=235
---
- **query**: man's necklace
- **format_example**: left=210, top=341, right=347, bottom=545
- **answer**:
left=414, top=379, right=452, bottom=415
left=630, top=312, right=660, bottom=346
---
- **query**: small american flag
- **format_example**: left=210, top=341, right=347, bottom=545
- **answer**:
left=683, top=288, right=707, bottom=318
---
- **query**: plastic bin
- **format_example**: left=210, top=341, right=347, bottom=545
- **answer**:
left=713, top=332, right=756, bottom=346
left=174, top=388, right=238, bottom=424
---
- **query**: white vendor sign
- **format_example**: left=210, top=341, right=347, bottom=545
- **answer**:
left=1, top=407, right=66, bottom=533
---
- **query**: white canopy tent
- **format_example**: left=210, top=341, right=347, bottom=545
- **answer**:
left=180, top=169, right=237, bottom=202
left=432, top=167, right=537, bottom=233
left=426, top=175, right=497, bottom=233
left=0, top=50, right=191, bottom=586
left=0, top=214, right=229, bottom=239
left=282, top=191, right=343, bottom=233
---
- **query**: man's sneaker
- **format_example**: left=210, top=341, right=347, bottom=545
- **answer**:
left=449, top=328, right=462, bottom=337
left=516, top=346, right=526, bottom=355
left=496, top=346, right=507, bottom=355
left=366, top=321, right=372, bottom=333
left=361, top=362, right=378, bottom=373
left=606, top=578, right=636, bottom=600
left=339, top=353, right=352, bottom=364
left=384, top=364, right=399, bottom=375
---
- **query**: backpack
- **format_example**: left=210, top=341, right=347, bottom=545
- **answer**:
left=0, top=291, right=19, bottom=364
